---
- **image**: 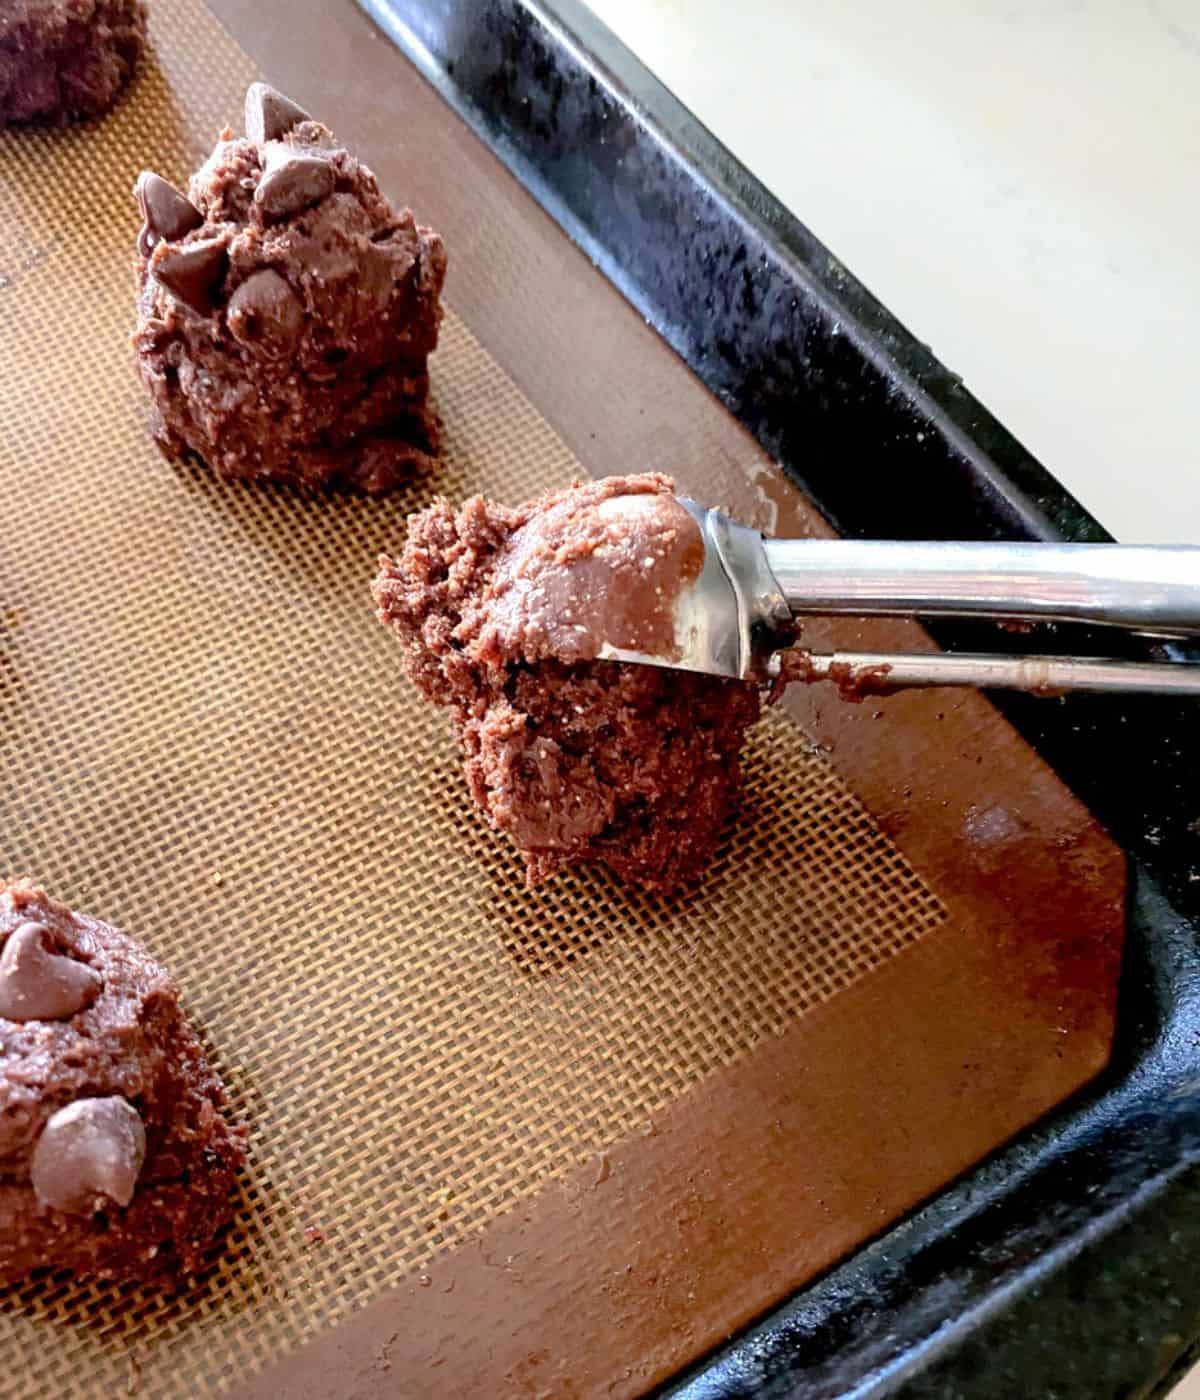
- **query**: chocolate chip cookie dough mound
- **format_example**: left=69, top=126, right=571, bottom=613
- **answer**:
left=0, top=0, right=145, bottom=127
left=0, top=882, right=246, bottom=1285
left=133, top=82, right=446, bottom=493
left=373, top=475, right=762, bottom=891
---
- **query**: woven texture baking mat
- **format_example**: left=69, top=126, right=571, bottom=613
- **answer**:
left=0, top=3, right=950, bottom=1396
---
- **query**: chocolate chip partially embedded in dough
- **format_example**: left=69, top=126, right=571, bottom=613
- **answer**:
left=135, top=172, right=203, bottom=259
left=32, top=1097, right=147, bottom=1216
left=0, top=921, right=102, bottom=1022
left=151, top=237, right=229, bottom=316
left=227, top=269, right=304, bottom=355
left=254, top=143, right=335, bottom=220
left=244, top=82, right=311, bottom=145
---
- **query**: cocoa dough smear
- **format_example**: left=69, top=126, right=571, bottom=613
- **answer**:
left=0, top=0, right=1123, bottom=1396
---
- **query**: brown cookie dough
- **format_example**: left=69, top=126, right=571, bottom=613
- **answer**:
left=0, top=0, right=145, bottom=127
left=133, top=82, right=447, bottom=494
left=458, top=475, right=706, bottom=666
left=0, top=881, right=247, bottom=1285
left=373, top=474, right=762, bottom=891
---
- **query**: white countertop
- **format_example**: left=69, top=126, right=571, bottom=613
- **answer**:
left=583, top=0, right=1200, bottom=544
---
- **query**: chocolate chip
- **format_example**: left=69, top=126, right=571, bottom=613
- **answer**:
left=151, top=236, right=230, bottom=316
left=244, top=82, right=311, bottom=145
left=32, top=1097, right=146, bottom=1216
left=0, top=922, right=102, bottom=1022
left=254, top=143, right=335, bottom=221
left=227, top=269, right=305, bottom=356
left=134, top=172, right=203, bottom=259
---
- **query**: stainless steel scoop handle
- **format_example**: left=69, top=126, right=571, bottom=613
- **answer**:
left=762, top=540, right=1200, bottom=635
left=778, top=650, right=1200, bottom=697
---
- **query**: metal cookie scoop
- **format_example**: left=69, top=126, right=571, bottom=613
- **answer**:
left=595, top=499, right=1200, bottom=696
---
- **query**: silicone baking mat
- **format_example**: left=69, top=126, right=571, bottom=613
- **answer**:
left=0, top=2, right=1122, bottom=1396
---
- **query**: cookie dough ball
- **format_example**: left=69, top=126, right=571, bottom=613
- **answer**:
left=372, top=474, right=762, bottom=891
left=0, top=881, right=247, bottom=1285
left=0, top=0, right=145, bottom=127
left=133, top=82, right=447, bottom=494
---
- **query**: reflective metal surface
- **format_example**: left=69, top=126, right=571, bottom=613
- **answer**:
left=764, top=539, right=1200, bottom=634
left=599, top=499, right=1200, bottom=690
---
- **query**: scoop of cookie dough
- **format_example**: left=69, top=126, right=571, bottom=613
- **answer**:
left=373, top=474, right=762, bottom=891
left=0, top=881, right=247, bottom=1284
left=458, top=478, right=706, bottom=666
left=133, top=82, right=447, bottom=493
left=0, top=0, right=145, bottom=127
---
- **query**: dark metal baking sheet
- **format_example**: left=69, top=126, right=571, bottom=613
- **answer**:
left=358, top=1, right=1200, bottom=1396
